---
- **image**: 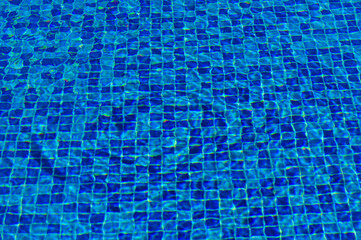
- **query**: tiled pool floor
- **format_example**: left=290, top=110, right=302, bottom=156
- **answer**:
left=1, top=0, right=361, bottom=239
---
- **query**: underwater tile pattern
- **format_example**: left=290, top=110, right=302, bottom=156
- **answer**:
left=1, top=0, right=361, bottom=239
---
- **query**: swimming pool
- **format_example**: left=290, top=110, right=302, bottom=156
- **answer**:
left=1, top=0, right=361, bottom=239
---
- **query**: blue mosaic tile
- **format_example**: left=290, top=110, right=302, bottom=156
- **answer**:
left=1, top=0, right=361, bottom=239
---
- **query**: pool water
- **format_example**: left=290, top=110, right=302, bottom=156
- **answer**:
left=1, top=0, right=361, bottom=239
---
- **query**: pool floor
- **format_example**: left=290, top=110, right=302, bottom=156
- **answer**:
left=1, top=0, right=361, bottom=239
